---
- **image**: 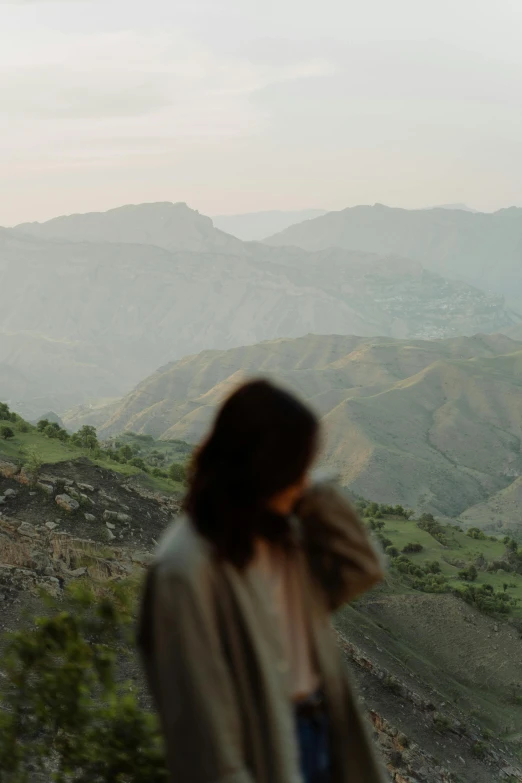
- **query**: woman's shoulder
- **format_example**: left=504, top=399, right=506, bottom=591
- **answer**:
left=153, top=514, right=215, bottom=583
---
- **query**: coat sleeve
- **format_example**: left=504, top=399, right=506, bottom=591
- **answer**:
left=137, top=565, right=255, bottom=783
left=296, top=483, right=385, bottom=612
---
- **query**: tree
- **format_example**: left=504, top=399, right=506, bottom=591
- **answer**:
left=0, top=425, right=15, bottom=440
left=72, top=425, right=99, bottom=450
left=37, top=418, right=50, bottom=432
left=119, top=444, right=134, bottom=461
left=0, top=402, right=16, bottom=422
left=168, top=461, right=187, bottom=483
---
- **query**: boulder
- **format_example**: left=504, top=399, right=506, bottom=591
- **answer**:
left=67, top=488, right=82, bottom=501
left=55, top=494, right=80, bottom=513
left=45, top=521, right=58, bottom=531
left=77, top=483, right=95, bottom=493
left=106, top=529, right=116, bottom=541
left=0, top=460, right=20, bottom=479
left=103, top=510, right=119, bottom=522
left=105, top=521, right=116, bottom=530
left=37, top=483, right=54, bottom=496
left=116, top=512, right=131, bottom=523
left=84, top=513, right=96, bottom=523
left=3, top=488, right=17, bottom=498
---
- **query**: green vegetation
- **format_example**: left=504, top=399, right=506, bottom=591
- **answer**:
left=0, top=425, right=15, bottom=440
left=0, top=584, right=167, bottom=782
left=0, top=401, right=188, bottom=495
left=361, top=504, right=522, bottom=618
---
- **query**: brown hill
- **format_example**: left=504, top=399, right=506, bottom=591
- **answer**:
left=88, top=332, right=522, bottom=519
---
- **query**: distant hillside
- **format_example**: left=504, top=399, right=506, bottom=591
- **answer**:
left=88, top=332, right=522, bottom=523
left=264, top=204, right=522, bottom=310
left=212, top=209, right=326, bottom=240
left=2, top=205, right=518, bottom=418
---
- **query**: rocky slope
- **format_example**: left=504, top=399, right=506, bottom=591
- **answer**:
left=1, top=204, right=519, bottom=418
left=1, top=456, right=521, bottom=782
left=264, top=204, right=522, bottom=311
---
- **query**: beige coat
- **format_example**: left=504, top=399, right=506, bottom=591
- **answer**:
left=138, top=483, right=387, bottom=783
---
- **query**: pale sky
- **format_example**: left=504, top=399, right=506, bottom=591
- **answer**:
left=1, top=0, right=522, bottom=225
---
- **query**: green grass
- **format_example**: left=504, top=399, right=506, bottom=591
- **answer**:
left=0, top=425, right=184, bottom=495
left=380, top=516, right=522, bottom=617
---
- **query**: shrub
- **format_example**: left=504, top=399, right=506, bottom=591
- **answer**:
left=458, top=565, right=478, bottom=582
left=386, top=546, right=400, bottom=558
left=466, top=527, right=486, bottom=540
left=0, top=425, right=15, bottom=440
left=402, top=542, right=423, bottom=554
left=129, top=456, right=147, bottom=471
left=168, top=462, right=187, bottom=483
left=0, top=585, right=167, bottom=781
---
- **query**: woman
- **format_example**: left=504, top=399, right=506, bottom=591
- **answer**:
left=138, top=380, right=386, bottom=783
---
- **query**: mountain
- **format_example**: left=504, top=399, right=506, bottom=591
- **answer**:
left=264, top=204, right=522, bottom=310
left=2, top=204, right=518, bottom=418
left=88, top=332, right=522, bottom=522
left=211, top=209, right=327, bottom=240
left=13, top=201, right=245, bottom=255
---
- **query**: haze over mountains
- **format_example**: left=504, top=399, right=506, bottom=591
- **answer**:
left=211, top=209, right=327, bottom=240
left=2, top=201, right=518, bottom=419
left=71, top=331, right=522, bottom=532
left=265, top=203, right=522, bottom=311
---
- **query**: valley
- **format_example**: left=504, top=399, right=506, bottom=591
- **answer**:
left=1, top=203, right=519, bottom=419
left=74, top=331, right=522, bottom=532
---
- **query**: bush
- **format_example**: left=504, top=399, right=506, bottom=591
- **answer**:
left=458, top=565, right=478, bottom=582
left=0, top=425, right=15, bottom=440
left=0, top=585, right=167, bottom=781
left=168, top=462, right=187, bottom=483
left=402, top=542, right=423, bottom=554
left=386, top=546, right=400, bottom=558
left=466, top=527, right=486, bottom=540
left=129, top=457, right=147, bottom=471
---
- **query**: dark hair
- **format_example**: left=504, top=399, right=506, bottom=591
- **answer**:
left=185, top=379, right=320, bottom=568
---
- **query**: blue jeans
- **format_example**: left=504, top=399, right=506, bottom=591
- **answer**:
left=295, top=710, right=331, bottom=783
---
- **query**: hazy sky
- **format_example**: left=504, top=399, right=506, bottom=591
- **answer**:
left=1, top=0, right=522, bottom=225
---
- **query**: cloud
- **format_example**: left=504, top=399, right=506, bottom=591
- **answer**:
left=0, top=26, right=333, bottom=176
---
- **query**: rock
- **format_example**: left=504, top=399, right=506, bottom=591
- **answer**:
left=17, top=521, right=39, bottom=538
left=84, top=513, right=96, bottom=523
left=55, top=494, right=80, bottom=513
left=37, top=482, right=54, bottom=496
left=106, top=529, right=116, bottom=541
left=116, top=512, right=131, bottom=523
left=3, top=488, right=17, bottom=498
left=45, top=521, right=58, bottom=530
left=77, top=483, right=95, bottom=493
left=67, top=488, right=82, bottom=501
left=80, top=493, right=93, bottom=506
left=103, top=510, right=119, bottom=521
left=0, top=460, right=20, bottom=479
left=105, top=521, right=116, bottom=530
left=69, top=567, right=87, bottom=578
